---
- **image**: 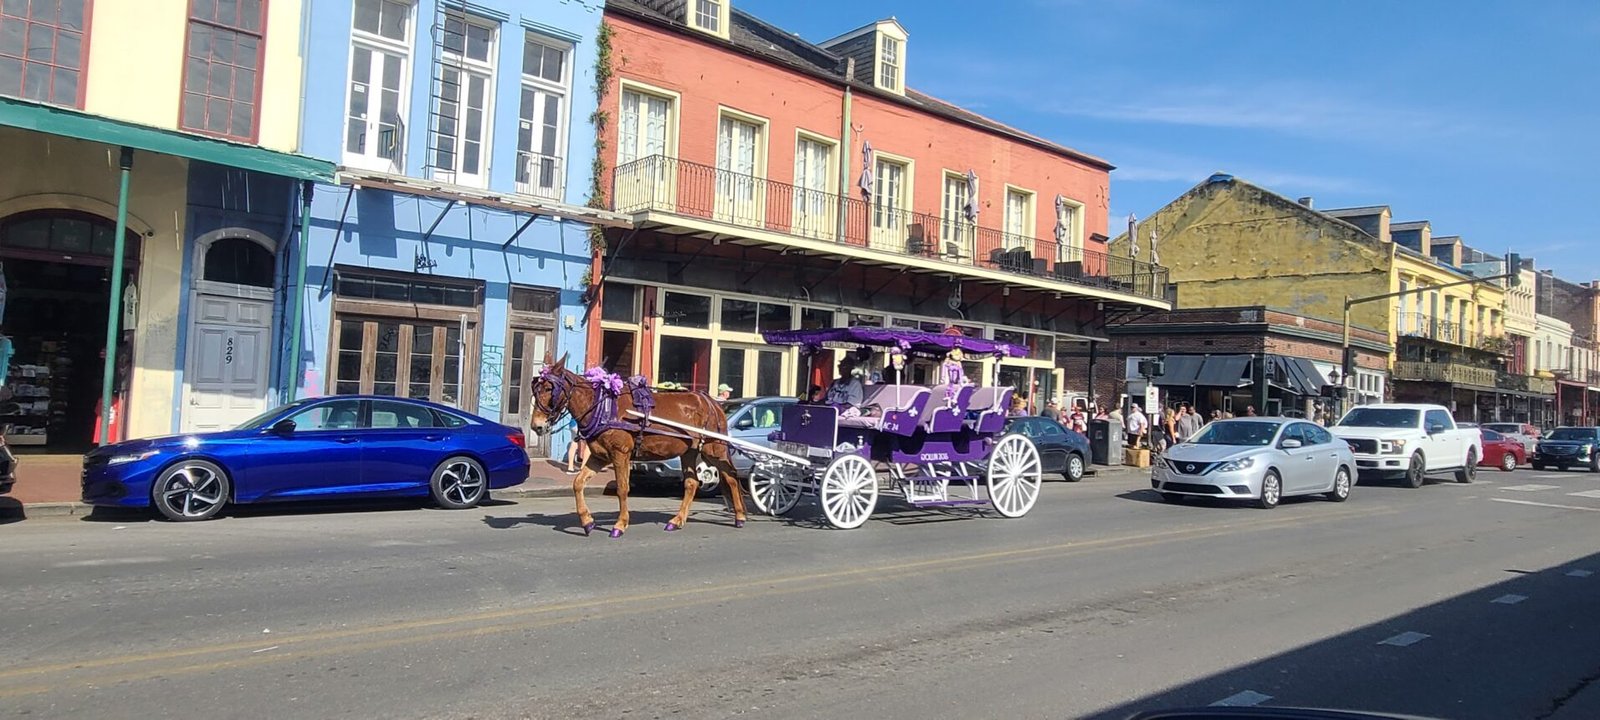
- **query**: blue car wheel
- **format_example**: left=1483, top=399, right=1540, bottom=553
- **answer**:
left=431, top=456, right=487, bottom=509
left=152, top=459, right=231, bottom=522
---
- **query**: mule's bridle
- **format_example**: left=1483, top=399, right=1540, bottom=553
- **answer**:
left=532, top=370, right=596, bottom=433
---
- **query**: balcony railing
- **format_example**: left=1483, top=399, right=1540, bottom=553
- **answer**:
left=1498, top=372, right=1557, bottom=395
left=611, top=155, right=1171, bottom=302
left=1392, top=361, right=1497, bottom=387
left=515, top=151, right=564, bottom=200
left=1394, top=311, right=1501, bottom=348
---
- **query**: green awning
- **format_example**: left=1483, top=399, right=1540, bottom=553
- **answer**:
left=0, top=96, right=335, bottom=182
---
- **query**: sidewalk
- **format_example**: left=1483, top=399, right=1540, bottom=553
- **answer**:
left=0, top=453, right=1148, bottom=519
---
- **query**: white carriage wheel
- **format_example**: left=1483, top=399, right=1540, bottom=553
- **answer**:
left=987, top=434, right=1042, bottom=518
left=749, top=464, right=803, bottom=516
left=820, top=454, right=878, bottom=530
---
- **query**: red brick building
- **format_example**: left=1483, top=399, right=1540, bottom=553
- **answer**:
left=586, top=0, right=1169, bottom=406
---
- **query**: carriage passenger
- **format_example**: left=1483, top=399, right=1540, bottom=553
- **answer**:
left=824, top=359, right=866, bottom=417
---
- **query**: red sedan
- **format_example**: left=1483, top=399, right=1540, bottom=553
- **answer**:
left=1479, top=428, right=1525, bottom=471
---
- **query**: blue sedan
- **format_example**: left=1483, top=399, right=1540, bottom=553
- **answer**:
left=82, top=396, right=530, bottom=521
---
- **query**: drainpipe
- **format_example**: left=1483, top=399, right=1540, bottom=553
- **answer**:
left=285, top=181, right=314, bottom=401
left=98, top=147, right=134, bottom=446
left=836, top=60, right=854, bottom=243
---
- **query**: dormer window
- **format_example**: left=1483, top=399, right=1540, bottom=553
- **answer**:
left=689, top=0, right=728, bottom=38
left=878, top=35, right=900, bottom=90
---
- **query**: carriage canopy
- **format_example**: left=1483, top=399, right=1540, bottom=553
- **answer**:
left=761, top=326, right=1028, bottom=359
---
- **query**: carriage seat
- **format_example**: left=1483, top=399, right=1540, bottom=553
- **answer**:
left=839, top=384, right=932, bottom=429
left=923, top=384, right=975, bottom=433
left=965, top=386, right=1013, bottom=435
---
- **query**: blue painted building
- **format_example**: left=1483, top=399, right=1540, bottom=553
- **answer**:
left=293, top=0, right=627, bottom=456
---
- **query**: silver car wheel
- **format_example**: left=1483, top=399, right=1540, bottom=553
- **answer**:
left=152, top=460, right=229, bottom=521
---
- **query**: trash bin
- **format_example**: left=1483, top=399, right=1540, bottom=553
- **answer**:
left=1089, top=419, right=1124, bottom=466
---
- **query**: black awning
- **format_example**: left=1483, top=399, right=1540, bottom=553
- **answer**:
left=1285, top=357, right=1327, bottom=395
left=1193, top=355, right=1253, bottom=388
left=1150, top=355, right=1204, bottom=387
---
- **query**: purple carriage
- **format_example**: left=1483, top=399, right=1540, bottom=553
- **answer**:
left=751, top=326, right=1044, bottom=529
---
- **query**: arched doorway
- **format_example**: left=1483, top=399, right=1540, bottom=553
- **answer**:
left=182, top=232, right=276, bottom=432
left=0, top=210, right=142, bottom=449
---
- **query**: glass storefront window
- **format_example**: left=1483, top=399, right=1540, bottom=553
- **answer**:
left=601, top=329, right=636, bottom=376
left=758, top=303, right=792, bottom=332
left=659, top=336, right=710, bottom=390
left=849, top=312, right=884, bottom=327
left=663, top=292, right=711, bottom=328
left=718, top=346, right=746, bottom=396
left=756, top=350, right=783, bottom=396
left=602, top=283, right=640, bottom=323
left=721, top=299, right=757, bottom=333
left=802, top=308, right=835, bottom=329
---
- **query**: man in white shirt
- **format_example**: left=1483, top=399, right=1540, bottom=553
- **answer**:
left=1125, top=404, right=1149, bottom=447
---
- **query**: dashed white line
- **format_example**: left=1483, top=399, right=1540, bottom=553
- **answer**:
left=1211, top=691, right=1273, bottom=707
left=1378, top=631, right=1430, bottom=647
left=1568, top=570, right=1594, bottom=578
left=1566, top=489, right=1600, bottom=499
left=1491, top=498, right=1600, bottom=513
left=1501, top=484, right=1561, bottom=492
left=1492, top=594, right=1528, bottom=605
left=52, top=556, right=169, bottom=568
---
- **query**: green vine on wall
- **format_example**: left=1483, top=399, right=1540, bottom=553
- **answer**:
left=585, top=19, right=615, bottom=262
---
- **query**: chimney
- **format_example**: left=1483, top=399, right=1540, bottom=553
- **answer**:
left=1377, top=207, right=1391, bottom=244
left=1297, top=197, right=1313, bottom=208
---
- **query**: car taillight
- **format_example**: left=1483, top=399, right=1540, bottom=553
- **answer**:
left=507, top=432, right=526, bottom=448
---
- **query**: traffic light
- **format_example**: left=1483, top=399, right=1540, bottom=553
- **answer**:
left=1507, top=253, right=1522, bottom=286
left=1342, top=346, right=1355, bottom=380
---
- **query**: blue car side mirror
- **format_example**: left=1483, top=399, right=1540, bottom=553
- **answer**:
left=270, top=419, right=297, bottom=435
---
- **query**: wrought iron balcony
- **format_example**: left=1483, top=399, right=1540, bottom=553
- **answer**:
left=1394, top=311, right=1498, bottom=348
left=1392, top=360, right=1497, bottom=387
left=515, top=151, right=564, bottom=201
left=610, top=155, right=1171, bottom=302
left=1497, top=372, right=1557, bottom=395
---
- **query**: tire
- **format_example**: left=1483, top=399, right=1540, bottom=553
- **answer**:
left=1327, top=466, right=1352, bottom=502
left=1500, top=452, right=1517, bottom=472
left=749, top=464, right=802, bottom=516
left=1590, top=456, right=1600, bottom=474
left=431, top=456, right=488, bottom=510
left=820, top=454, right=877, bottom=529
left=1454, top=450, right=1476, bottom=483
left=1256, top=470, right=1282, bottom=509
left=1064, top=452, right=1086, bottom=482
left=151, top=459, right=230, bottom=522
left=988, top=434, right=1043, bottom=518
left=1532, top=462, right=1545, bottom=471
left=1405, top=453, right=1426, bottom=489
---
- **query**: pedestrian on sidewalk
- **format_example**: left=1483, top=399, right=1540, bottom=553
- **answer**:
left=1175, top=403, right=1203, bottom=443
left=1042, top=399, right=1061, bottom=423
left=1126, top=404, right=1149, bottom=447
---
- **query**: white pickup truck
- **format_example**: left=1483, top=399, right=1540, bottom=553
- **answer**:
left=1328, top=403, right=1483, bottom=488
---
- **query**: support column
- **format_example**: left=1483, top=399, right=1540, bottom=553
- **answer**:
left=97, top=147, right=133, bottom=446
left=285, top=180, right=314, bottom=401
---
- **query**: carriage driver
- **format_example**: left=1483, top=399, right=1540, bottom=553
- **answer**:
left=824, top=357, right=866, bottom=416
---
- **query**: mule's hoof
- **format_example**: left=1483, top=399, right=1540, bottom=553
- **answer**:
left=734, top=519, right=745, bottom=529
left=581, top=521, right=596, bottom=536
left=609, top=528, right=625, bottom=538
left=664, top=522, right=679, bottom=532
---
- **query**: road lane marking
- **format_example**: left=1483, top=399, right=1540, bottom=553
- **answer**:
left=50, top=556, right=168, bottom=568
left=1566, top=490, right=1600, bottom=499
left=1491, top=594, right=1528, bottom=605
left=1534, top=474, right=1572, bottom=480
left=1569, top=570, right=1594, bottom=578
left=1378, top=631, right=1430, bottom=647
left=1211, top=691, right=1273, bottom=707
left=1491, top=498, right=1600, bottom=513
left=0, top=504, right=1395, bottom=696
left=1500, top=484, right=1560, bottom=492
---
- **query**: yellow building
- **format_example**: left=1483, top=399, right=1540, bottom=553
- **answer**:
left=0, top=0, right=331, bottom=449
left=1114, top=174, right=1523, bottom=422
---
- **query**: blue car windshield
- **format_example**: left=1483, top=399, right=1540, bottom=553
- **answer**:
left=1189, top=421, right=1282, bottom=446
left=235, top=401, right=311, bottom=430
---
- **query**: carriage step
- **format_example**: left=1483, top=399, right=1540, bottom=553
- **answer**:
left=907, top=499, right=989, bottom=508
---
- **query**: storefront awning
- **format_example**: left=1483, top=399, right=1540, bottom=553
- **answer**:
left=1194, top=354, right=1252, bottom=388
left=1268, top=356, right=1327, bottom=396
left=1150, top=355, right=1203, bottom=387
left=0, top=95, right=335, bottom=182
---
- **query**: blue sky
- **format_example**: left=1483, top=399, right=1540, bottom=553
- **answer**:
left=739, top=0, right=1600, bottom=279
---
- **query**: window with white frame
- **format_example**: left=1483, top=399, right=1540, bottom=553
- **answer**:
left=941, top=173, right=972, bottom=259
left=878, top=35, right=901, bottom=91
left=1004, top=188, right=1033, bottom=250
left=516, top=34, right=569, bottom=200
left=1055, top=196, right=1082, bottom=261
left=429, top=11, right=496, bottom=187
left=715, top=113, right=763, bottom=222
left=345, top=0, right=413, bottom=171
left=618, top=88, right=671, bottom=165
left=689, top=0, right=726, bottom=36
left=793, top=135, right=833, bottom=238
left=872, top=156, right=907, bottom=235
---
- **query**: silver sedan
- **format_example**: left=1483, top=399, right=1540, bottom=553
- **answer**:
left=1152, top=418, right=1356, bottom=509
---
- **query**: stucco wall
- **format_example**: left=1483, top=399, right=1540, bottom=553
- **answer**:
left=0, top=128, right=189, bottom=440
left=83, top=0, right=304, bottom=151
left=1109, top=178, right=1392, bottom=333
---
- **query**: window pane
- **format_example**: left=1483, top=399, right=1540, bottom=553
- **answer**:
left=379, top=0, right=407, bottom=40
left=54, top=29, right=78, bottom=67
left=203, top=237, right=275, bottom=286
left=0, top=19, right=22, bottom=58
left=338, top=319, right=364, bottom=351
left=720, top=299, right=756, bottom=333
left=756, top=352, right=782, bottom=397
left=602, top=284, right=638, bottom=323
left=659, top=336, right=710, bottom=391
left=466, top=23, right=491, bottom=62
left=371, top=400, right=435, bottom=429
left=718, top=347, right=744, bottom=397
left=663, top=292, right=710, bottom=329
left=757, top=303, right=792, bottom=332
left=289, top=400, right=362, bottom=431
left=801, top=308, right=833, bottom=329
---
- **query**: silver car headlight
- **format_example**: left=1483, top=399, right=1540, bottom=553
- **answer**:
left=107, top=450, right=160, bottom=466
left=1217, top=456, right=1256, bottom=473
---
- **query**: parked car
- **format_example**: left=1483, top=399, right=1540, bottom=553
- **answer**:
left=1482, top=422, right=1541, bottom=455
left=1478, top=428, right=1525, bottom=471
left=1005, top=416, right=1090, bottom=481
left=1152, top=418, right=1355, bottom=509
left=631, top=397, right=797, bottom=487
left=82, top=396, right=530, bottom=521
left=1531, top=426, right=1600, bottom=472
left=1329, top=404, right=1481, bottom=488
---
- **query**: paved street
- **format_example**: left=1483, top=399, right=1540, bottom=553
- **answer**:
left=2, top=467, right=1599, bottom=720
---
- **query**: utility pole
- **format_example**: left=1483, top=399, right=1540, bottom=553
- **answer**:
left=1339, top=254, right=1521, bottom=420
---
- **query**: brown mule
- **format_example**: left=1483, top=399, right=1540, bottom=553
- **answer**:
left=529, top=353, right=747, bottom=537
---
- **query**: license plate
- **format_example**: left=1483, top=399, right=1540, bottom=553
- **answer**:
left=773, top=441, right=810, bottom=459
